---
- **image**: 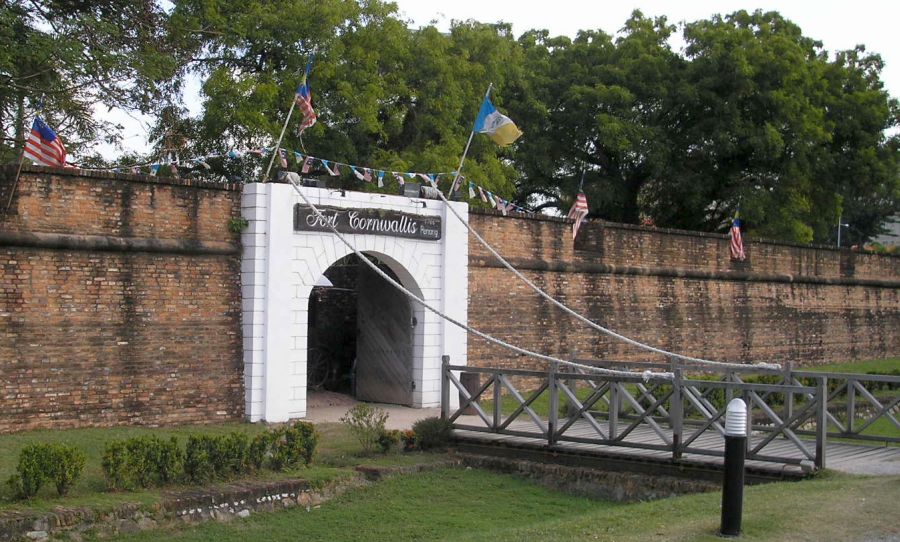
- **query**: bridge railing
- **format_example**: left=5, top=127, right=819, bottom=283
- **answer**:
left=441, top=356, right=829, bottom=470
left=582, top=359, right=900, bottom=446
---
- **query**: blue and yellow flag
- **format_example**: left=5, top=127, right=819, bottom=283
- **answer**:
left=473, top=97, right=522, bottom=147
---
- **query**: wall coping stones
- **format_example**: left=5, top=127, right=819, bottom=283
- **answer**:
left=469, top=207, right=900, bottom=258
left=3, top=164, right=242, bottom=192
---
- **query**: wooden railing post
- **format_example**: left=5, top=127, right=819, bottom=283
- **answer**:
left=670, top=362, right=683, bottom=460
left=609, top=380, right=619, bottom=441
left=846, top=377, right=856, bottom=436
left=743, top=389, right=752, bottom=454
left=783, top=360, right=794, bottom=427
left=441, top=355, right=450, bottom=420
left=492, top=372, right=501, bottom=431
left=816, top=376, right=828, bottom=470
left=548, top=361, right=559, bottom=446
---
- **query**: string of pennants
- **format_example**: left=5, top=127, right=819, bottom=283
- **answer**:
left=89, top=146, right=532, bottom=216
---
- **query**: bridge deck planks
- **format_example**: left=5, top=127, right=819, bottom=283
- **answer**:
left=453, top=416, right=900, bottom=477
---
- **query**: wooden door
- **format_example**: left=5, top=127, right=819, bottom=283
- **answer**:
left=355, top=261, right=413, bottom=405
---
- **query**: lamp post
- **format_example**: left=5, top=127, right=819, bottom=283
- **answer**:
left=720, top=398, right=748, bottom=537
left=837, top=216, right=850, bottom=248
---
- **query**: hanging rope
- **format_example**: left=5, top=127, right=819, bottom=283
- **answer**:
left=430, top=182, right=780, bottom=372
left=287, top=180, right=673, bottom=382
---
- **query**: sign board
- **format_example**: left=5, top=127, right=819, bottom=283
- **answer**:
left=293, top=204, right=442, bottom=241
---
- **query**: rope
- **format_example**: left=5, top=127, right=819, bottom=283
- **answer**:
left=431, top=183, right=781, bottom=372
left=287, top=180, right=673, bottom=382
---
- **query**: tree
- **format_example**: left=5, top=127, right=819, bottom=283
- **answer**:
left=169, top=0, right=524, bottom=196
left=659, top=10, right=898, bottom=242
left=511, top=11, right=682, bottom=221
left=0, top=0, right=180, bottom=163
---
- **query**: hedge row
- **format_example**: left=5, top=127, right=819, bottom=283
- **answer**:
left=103, top=422, right=319, bottom=490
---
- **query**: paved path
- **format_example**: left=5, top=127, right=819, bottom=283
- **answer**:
left=304, top=397, right=441, bottom=430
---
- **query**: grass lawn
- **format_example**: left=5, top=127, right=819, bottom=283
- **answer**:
left=89, top=468, right=900, bottom=542
left=0, top=422, right=449, bottom=513
left=805, top=357, right=900, bottom=374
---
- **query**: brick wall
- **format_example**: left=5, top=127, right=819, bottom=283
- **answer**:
left=0, top=166, right=244, bottom=433
left=468, top=209, right=899, bottom=370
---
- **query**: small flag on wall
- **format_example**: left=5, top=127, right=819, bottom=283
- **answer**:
left=24, top=117, right=67, bottom=167
left=567, top=192, right=589, bottom=240
left=730, top=216, right=746, bottom=261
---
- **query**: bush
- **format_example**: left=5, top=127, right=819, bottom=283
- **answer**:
left=8, top=444, right=49, bottom=499
left=341, top=404, right=389, bottom=453
left=213, top=432, right=250, bottom=478
left=400, top=430, right=417, bottom=452
left=102, top=436, right=183, bottom=490
left=270, top=421, right=319, bottom=470
left=51, top=445, right=86, bottom=496
left=8, top=443, right=85, bottom=499
left=411, top=417, right=453, bottom=451
left=184, top=435, right=218, bottom=484
left=377, top=429, right=402, bottom=454
left=155, top=437, right=183, bottom=484
left=101, top=440, right=132, bottom=491
left=248, top=432, right=271, bottom=471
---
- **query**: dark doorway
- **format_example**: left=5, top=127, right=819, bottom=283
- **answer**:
left=307, top=254, right=413, bottom=405
left=355, top=260, right=413, bottom=405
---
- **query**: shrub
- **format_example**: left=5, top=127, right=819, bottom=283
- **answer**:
left=213, top=432, right=249, bottom=477
left=341, top=404, right=389, bottom=453
left=102, top=436, right=183, bottom=490
left=412, top=417, right=453, bottom=451
left=156, top=437, right=183, bottom=484
left=184, top=435, right=217, bottom=484
left=8, top=444, right=50, bottom=499
left=377, top=429, right=401, bottom=454
left=248, top=432, right=271, bottom=471
left=400, top=430, right=417, bottom=452
left=50, top=445, right=86, bottom=496
left=101, top=441, right=131, bottom=491
left=184, top=432, right=263, bottom=483
left=270, top=422, right=319, bottom=470
left=8, top=443, right=85, bottom=499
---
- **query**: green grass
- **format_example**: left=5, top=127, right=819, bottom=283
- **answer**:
left=89, top=468, right=900, bottom=542
left=805, top=357, right=900, bottom=374
left=0, top=422, right=448, bottom=513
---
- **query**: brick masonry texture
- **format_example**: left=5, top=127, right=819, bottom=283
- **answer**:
left=467, top=209, right=899, bottom=371
left=0, top=166, right=243, bottom=433
left=1, top=167, right=898, bottom=433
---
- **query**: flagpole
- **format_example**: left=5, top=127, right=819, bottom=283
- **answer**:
left=449, top=83, right=493, bottom=193
left=4, top=150, right=27, bottom=215
left=262, top=98, right=297, bottom=182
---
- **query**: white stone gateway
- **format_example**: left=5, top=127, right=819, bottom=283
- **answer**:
left=241, top=182, right=468, bottom=422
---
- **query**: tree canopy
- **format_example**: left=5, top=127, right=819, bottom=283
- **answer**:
left=2, top=1, right=897, bottom=244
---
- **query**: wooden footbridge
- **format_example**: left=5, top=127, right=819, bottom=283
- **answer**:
left=440, top=357, right=900, bottom=481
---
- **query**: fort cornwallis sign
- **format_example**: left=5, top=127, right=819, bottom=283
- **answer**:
left=293, top=204, right=442, bottom=241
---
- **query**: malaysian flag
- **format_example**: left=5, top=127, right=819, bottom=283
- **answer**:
left=24, top=116, right=67, bottom=167
left=567, top=192, right=589, bottom=239
left=730, top=217, right=746, bottom=261
left=295, top=59, right=317, bottom=134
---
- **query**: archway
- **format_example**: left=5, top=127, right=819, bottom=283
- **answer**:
left=307, top=252, right=420, bottom=406
left=240, top=182, right=468, bottom=422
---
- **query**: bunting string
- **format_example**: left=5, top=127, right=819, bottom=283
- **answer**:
left=72, top=145, right=533, bottom=214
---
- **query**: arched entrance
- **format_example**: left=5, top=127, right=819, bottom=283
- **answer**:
left=240, top=182, right=468, bottom=422
left=307, top=253, right=421, bottom=406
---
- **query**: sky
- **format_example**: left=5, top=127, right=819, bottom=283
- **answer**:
left=98, top=0, right=900, bottom=159
left=392, top=0, right=899, bottom=95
